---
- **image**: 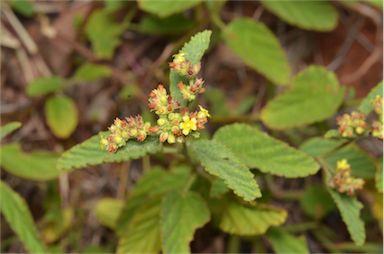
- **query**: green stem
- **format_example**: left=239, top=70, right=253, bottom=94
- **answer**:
left=227, top=235, right=240, bottom=253
left=284, top=222, right=318, bottom=233
left=183, top=174, right=197, bottom=194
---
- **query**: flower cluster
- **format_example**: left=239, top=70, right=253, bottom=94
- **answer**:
left=100, top=116, right=155, bottom=153
left=169, top=52, right=200, bottom=77
left=336, top=112, right=367, bottom=138
left=329, top=159, right=364, bottom=196
left=100, top=52, right=210, bottom=153
left=336, top=95, right=383, bottom=139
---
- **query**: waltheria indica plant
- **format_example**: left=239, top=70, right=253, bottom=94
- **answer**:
left=1, top=30, right=383, bottom=254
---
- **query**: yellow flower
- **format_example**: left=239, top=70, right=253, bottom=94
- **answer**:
left=180, top=115, right=197, bottom=135
left=337, top=159, right=350, bottom=171
left=198, top=105, right=210, bottom=118
left=173, top=52, right=186, bottom=64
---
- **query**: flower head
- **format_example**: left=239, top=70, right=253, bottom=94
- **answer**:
left=329, top=159, right=364, bottom=196
left=337, top=159, right=350, bottom=171
left=180, top=115, right=197, bottom=135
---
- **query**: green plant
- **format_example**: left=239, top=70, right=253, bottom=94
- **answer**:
left=1, top=1, right=383, bottom=253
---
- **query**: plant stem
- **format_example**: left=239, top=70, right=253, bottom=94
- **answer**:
left=182, top=174, right=197, bottom=194
left=284, top=222, right=318, bottom=233
left=227, top=235, right=240, bottom=253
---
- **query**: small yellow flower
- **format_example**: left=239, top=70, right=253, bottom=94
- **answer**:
left=180, top=115, right=197, bottom=135
left=198, top=105, right=210, bottom=118
left=337, top=159, right=350, bottom=171
left=173, top=52, right=186, bottom=64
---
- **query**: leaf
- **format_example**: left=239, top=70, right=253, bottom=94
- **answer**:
left=219, top=201, right=287, bottom=235
left=214, top=124, right=319, bottom=178
left=10, top=0, right=35, bottom=17
left=261, top=1, right=338, bottom=31
left=138, top=14, right=195, bottom=35
left=161, top=191, right=210, bottom=254
left=0, top=122, right=21, bottom=140
left=117, top=168, right=191, bottom=254
left=95, top=198, right=124, bottom=229
left=138, top=0, right=201, bottom=18
left=85, top=9, right=124, bottom=59
left=376, top=160, right=383, bottom=193
left=300, top=184, right=335, bottom=220
left=73, top=63, right=112, bottom=82
left=325, top=145, right=376, bottom=179
left=328, top=188, right=365, bottom=246
left=300, top=137, right=343, bottom=157
left=169, top=30, right=211, bottom=106
left=117, top=200, right=162, bottom=254
left=261, top=66, right=344, bottom=129
left=210, top=178, right=229, bottom=198
left=358, top=81, right=383, bottom=114
left=45, top=95, right=78, bottom=139
left=0, top=143, right=61, bottom=181
left=57, top=134, right=162, bottom=172
left=301, top=138, right=376, bottom=179
left=27, top=77, right=65, bottom=97
left=188, top=139, right=261, bottom=201
left=0, top=181, right=46, bottom=253
left=267, top=228, right=309, bottom=254
left=223, top=18, right=291, bottom=85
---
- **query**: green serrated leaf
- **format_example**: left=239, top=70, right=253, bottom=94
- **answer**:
left=358, top=81, right=383, bottom=114
left=57, top=134, right=162, bottom=172
left=95, top=198, right=124, bottom=230
left=261, top=66, right=344, bottom=129
left=138, top=0, right=201, bottom=17
left=45, top=95, right=78, bottom=139
left=188, top=139, right=261, bottom=201
left=300, top=184, right=335, bottom=220
left=219, top=201, right=287, bottom=235
left=214, top=124, right=319, bottom=178
left=328, top=188, right=365, bottom=246
left=27, top=77, right=65, bottom=97
left=169, top=30, right=211, bottom=106
left=117, top=200, right=162, bottom=254
left=0, top=143, right=61, bottom=181
left=73, top=63, right=112, bottom=82
left=0, top=181, right=46, bottom=253
left=138, top=14, right=195, bottom=35
left=117, top=168, right=191, bottom=254
left=261, top=1, right=338, bottom=31
left=85, top=10, right=124, bottom=59
left=0, top=122, right=21, bottom=140
left=223, top=18, right=291, bottom=85
left=267, top=228, right=309, bottom=254
left=161, top=191, right=210, bottom=254
left=210, top=178, right=229, bottom=198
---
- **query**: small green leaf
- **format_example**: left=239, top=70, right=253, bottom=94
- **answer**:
left=85, top=10, right=124, bottom=59
left=161, top=191, right=210, bottom=254
left=188, top=139, right=261, bottom=201
left=376, top=160, right=383, bottom=193
left=328, top=188, right=365, bottom=246
left=45, top=95, right=78, bottom=139
left=267, top=228, right=309, bottom=254
left=214, top=124, right=319, bottom=178
left=27, top=77, right=65, bottom=97
left=117, top=200, right=162, bottom=254
left=210, top=178, right=229, bottom=198
left=73, top=63, right=112, bottom=82
left=300, top=184, right=335, bottom=219
left=358, top=81, right=383, bottom=114
left=0, top=143, right=61, bottom=181
left=117, top=168, right=191, bottom=254
left=95, top=198, right=124, bottom=230
left=10, top=0, right=35, bottom=17
left=0, top=122, right=21, bottom=140
left=169, top=30, right=211, bottom=106
left=138, top=14, right=195, bottom=35
left=261, top=1, right=338, bottom=31
left=0, top=181, right=46, bottom=253
left=261, top=66, right=344, bottom=129
left=300, top=137, right=343, bottom=158
left=57, top=134, right=162, bottom=172
left=219, top=201, right=287, bottom=235
left=138, top=0, right=201, bottom=17
left=223, top=18, right=291, bottom=85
